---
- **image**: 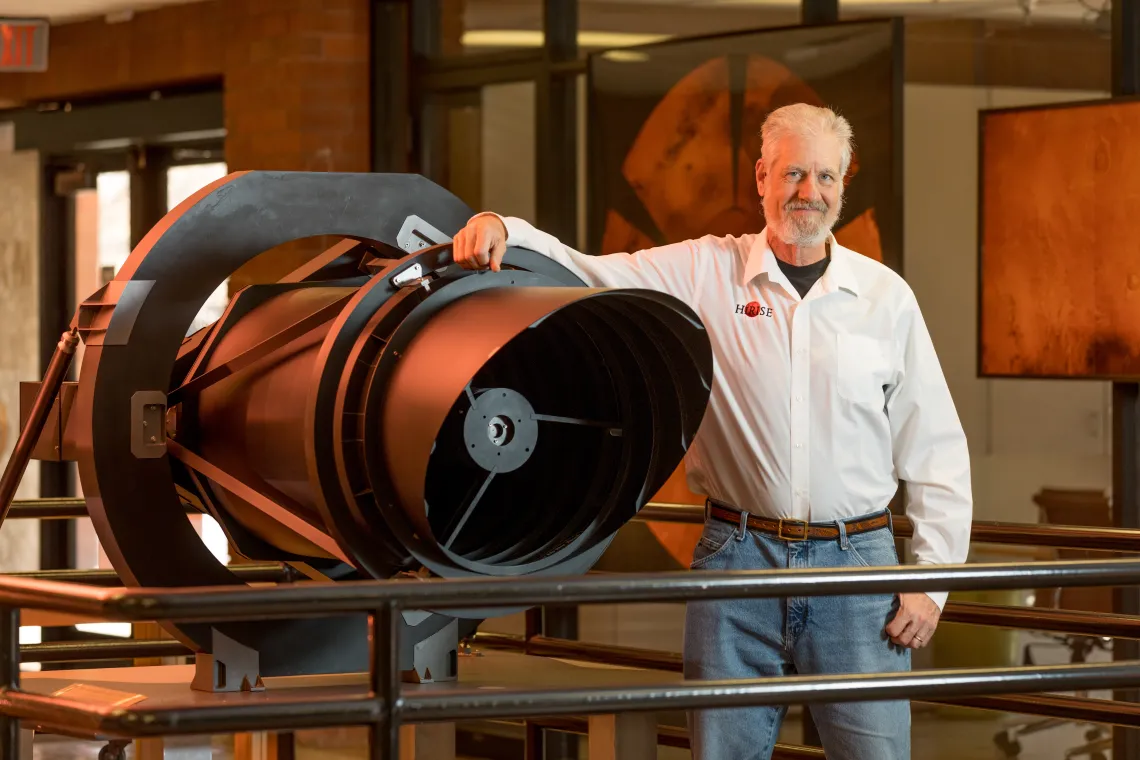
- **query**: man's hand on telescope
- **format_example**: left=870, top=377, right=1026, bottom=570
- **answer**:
left=453, top=214, right=509, bottom=272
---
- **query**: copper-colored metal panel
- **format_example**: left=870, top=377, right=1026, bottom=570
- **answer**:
left=980, top=98, right=1140, bottom=378
left=193, top=286, right=352, bottom=557
left=19, top=381, right=78, bottom=462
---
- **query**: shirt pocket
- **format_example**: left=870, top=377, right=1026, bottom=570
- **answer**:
left=836, top=334, right=895, bottom=406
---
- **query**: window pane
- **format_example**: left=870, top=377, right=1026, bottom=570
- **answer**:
left=167, top=162, right=231, bottom=337
left=95, top=171, right=130, bottom=284
left=166, top=161, right=232, bottom=567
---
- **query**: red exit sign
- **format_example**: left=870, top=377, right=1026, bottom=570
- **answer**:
left=0, top=18, right=48, bottom=72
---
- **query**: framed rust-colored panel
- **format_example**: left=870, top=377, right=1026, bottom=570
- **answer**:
left=586, top=20, right=903, bottom=567
left=587, top=18, right=904, bottom=273
left=979, top=96, right=1140, bottom=379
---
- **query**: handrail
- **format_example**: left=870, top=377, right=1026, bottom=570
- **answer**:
left=493, top=717, right=826, bottom=758
left=21, top=594, right=1130, bottom=671
left=942, top=600, right=1136, bottom=638
left=20, top=639, right=189, bottom=663
left=0, top=500, right=1139, bottom=758
left=10, top=563, right=298, bottom=586
left=2, top=660, right=1138, bottom=736
left=397, top=662, right=1140, bottom=722
left=0, top=557, right=1136, bottom=621
left=635, top=502, right=1140, bottom=554
left=471, top=633, right=1140, bottom=729
left=8, top=498, right=1140, bottom=554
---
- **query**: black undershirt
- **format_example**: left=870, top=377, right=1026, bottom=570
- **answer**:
left=776, top=252, right=831, bottom=298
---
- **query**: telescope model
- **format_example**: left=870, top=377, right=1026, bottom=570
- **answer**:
left=2, top=171, right=712, bottom=690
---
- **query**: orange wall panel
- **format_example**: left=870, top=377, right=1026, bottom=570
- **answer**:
left=979, top=98, right=1140, bottom=379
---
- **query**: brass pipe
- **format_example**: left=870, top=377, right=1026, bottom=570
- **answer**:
left=942, top=600, right=1138, bottom=639
left=0, top=330, right=78, bottom=529
left=473, top=632, right=682, bottom=672
left=478, top=595, right=1138, bottom=666
left=469, top=633, right=1140, bottom=731
left=472, top=632, right=680, bottom=672
left=5, top=498, right=193, bottom=521
left=11, top=497, right=1140, bottom=554
left=928, top=693, right=1140, bottom=728
left=483, top=717, right=825, bottom=757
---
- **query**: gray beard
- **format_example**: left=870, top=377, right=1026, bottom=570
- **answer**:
left=767, top=197, right=843, bottom=248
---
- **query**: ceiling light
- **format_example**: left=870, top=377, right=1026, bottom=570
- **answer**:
left=462, top=30, right=671, bottom=49
left=600, top=49, right=652, bottom=63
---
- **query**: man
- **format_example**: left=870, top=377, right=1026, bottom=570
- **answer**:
left=452, top=103, right=972, bottom=760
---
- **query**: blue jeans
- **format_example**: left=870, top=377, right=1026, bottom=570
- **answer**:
left=683, top=511, right=911, bottom=760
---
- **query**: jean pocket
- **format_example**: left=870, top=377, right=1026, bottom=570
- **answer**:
left=690, top=521, right=740, bottom=569
left=846, top=530, right=900, bottom=569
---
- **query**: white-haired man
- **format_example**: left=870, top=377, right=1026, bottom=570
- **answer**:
left=452, top=103, right=972, bottom=760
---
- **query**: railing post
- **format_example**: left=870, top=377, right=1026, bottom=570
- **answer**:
left=0, top=606, right=19, bottom=760
left=370, top=602, right=400, bottom=760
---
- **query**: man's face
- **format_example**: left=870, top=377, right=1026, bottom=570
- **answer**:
left=755, top=132, right=844, bottom=247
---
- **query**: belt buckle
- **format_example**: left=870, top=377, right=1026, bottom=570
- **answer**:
left=777, top=518, right=808, bottom=542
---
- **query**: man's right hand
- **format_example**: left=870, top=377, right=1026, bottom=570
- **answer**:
left=453, top=213, right=508, bottom=272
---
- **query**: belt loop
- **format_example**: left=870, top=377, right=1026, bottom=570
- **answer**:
left=736, top=509, right=748, bottom=541
left=887, top=510, right=895, bottom=534
left=837, top=519, right=849, bottom=550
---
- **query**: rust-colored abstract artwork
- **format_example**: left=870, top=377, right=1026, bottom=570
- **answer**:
left=980, top=98, right=1140, bottom=379
left=588, top=21, right=902, bottom=566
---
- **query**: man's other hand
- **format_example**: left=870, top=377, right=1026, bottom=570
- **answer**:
left=885, top=592, right=940, bottom=649
left=453, top=214, right=508, bottom=272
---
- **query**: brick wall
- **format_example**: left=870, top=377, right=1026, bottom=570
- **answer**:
left=222, top=0, right=372, bottom=290
left=0, top=1, right=224, bottom=105
left=0, top=0, right=373, bottom=290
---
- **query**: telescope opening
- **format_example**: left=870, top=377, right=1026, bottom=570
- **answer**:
left=419, top=301, right=629, bottom=568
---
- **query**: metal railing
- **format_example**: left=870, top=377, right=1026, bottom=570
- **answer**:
left=8, top=497, right=1140, bottom=553
left=488, top=717, right=826, bottom=758
left=471, top=632, right=1140, bottom=730
left=10, top=563, right=297, bottom=586
left=0, top=559, right=1139, bottom=758
left=3, top=497, right=1140, bottom=758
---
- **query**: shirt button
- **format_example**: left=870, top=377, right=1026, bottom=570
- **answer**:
left=796, top=395, right=803, bottom=401
left=795, top=443, right=803, bottom=448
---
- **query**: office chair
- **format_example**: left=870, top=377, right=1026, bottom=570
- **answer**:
left=992, top=488, right=1114, bottom=759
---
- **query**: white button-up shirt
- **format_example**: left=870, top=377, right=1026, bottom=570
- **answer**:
left=489, top=215, right=973, bottom=609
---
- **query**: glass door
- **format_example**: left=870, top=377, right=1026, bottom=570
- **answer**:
left=73, top=145, right=232, bottom=639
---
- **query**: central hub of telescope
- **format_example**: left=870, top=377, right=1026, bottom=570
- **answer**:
left=463, top=388, right=537, bottom=474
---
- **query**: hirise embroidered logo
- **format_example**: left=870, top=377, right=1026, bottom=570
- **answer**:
left=736, top=301, right=772, bottom=318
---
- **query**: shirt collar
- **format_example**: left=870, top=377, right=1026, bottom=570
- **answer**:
left=743, top=227, right=861, bottom=298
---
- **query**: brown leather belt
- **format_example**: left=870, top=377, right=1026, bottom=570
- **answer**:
left=706, top=500, right=891, bottom=542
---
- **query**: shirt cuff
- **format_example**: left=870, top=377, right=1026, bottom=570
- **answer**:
left=470, top=211, right=527, bottom=247
left=914, top=560, right=949, bottom=611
